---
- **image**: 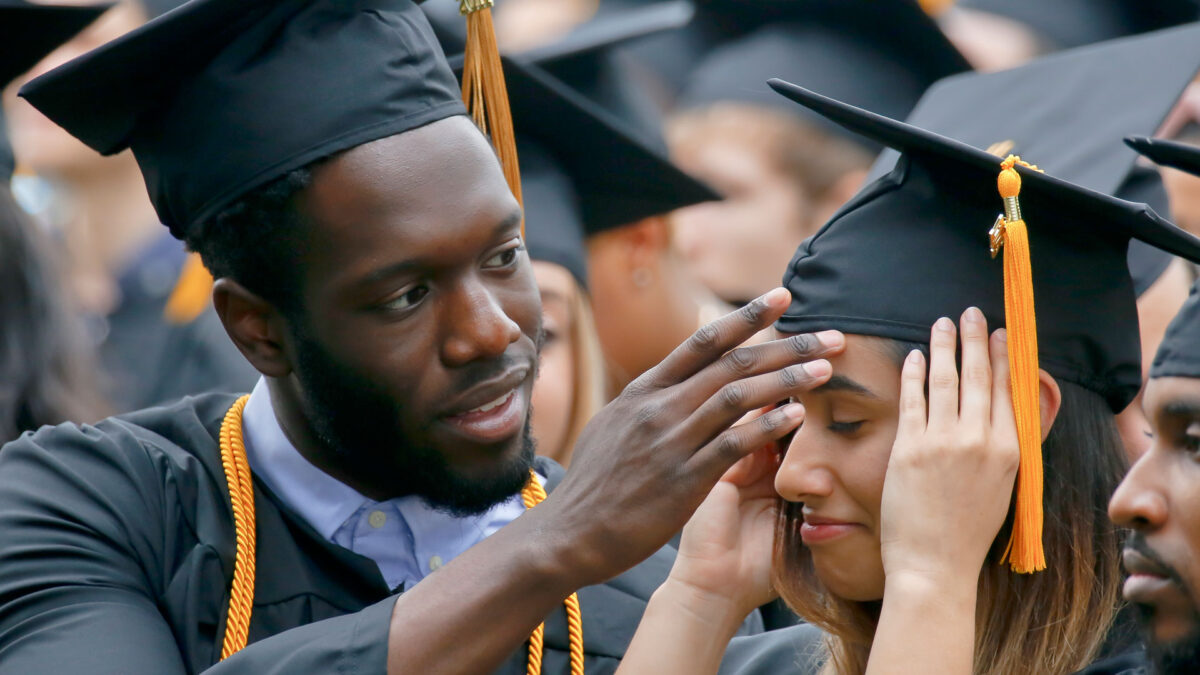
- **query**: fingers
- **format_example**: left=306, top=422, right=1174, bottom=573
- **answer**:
left=683, top=360, right=831, bottom=446
left=689, top=403, right=805, bottom=484
left=957, top=307, right=992, bottom=427
left=895, top=348, right=927, bottom=443
left=925, top=316, right=959, bottom=428
left=989, top=328, right=1019, bottom=443
left=638, top=288, right=792, bottom=390
left=681, top=330, right=844, bottom=406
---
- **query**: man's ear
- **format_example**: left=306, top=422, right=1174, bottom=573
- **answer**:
left=1037, top=369, right=1063, bottom=441
left=212, top=278, right=292, bottom=378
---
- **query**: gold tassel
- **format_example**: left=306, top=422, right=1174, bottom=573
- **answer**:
left=163, top=253, right=214, bottom=324
left=459, top=0, right=524, bottom=235
left=991, top=155, right=1045, bottom=574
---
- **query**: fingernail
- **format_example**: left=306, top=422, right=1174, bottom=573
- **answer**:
left=764, top=287, right=790, bottom=307
left=804, top=360, right=831, bottom=378
left=995, top=327, right=1007, bottom=343
left=935, top=316, right=954, bottom=332
left=964, top=306, right=984, bottom=324
left=815, top=330, right=843, bottom=348
left=783, top=403, right=805, bottom=419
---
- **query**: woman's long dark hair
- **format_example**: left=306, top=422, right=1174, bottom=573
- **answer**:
left=773, top=337, right=1127, bottom=675
left=0, top=189, right=107, bottom=441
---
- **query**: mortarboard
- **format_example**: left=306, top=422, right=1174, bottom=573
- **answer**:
left=452, top=54, right=718, bottom=237
left=19, top=0, right=518, bottom=240
left=1149, top=277, right=1200, bottom=379
left=866, top=23, right=1200, bottom=296
left=1126, top=136, right=1200, bottom=178
left=957, top=0, right=1199, bottom=51
left=1, top=0, right=113, bottom=183
left=767, top=79, right=1200, bottom=574
left=518, top=138, right=587, bottom=288
left=675, top=0, right=969, bottom=142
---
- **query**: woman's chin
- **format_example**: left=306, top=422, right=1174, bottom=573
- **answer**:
left=813, top=556, right=885, bottom=602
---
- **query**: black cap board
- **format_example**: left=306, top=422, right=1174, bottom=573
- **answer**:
left=1150, top=278, right=1200, bottom=379
left=1, top=0, right=113, bottom=184
left=20, top=0, right=464, bottom=239
left=1126, top=136, right=1200, bottom=178
left=768, top=79, right=1200, bottom=412
left=865, top=22, right=1200, bottom=296
left=958, top=0, right=1199, bottom=51
left=451, top=54, right=718, bottom=236
left=677, top=0, right=970, bottom=143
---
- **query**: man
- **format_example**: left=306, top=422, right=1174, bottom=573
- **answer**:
left=0, top=0, right=839, bottom=672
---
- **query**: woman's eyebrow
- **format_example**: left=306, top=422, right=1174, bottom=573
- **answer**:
left=813, top=374, right=880, bottom=399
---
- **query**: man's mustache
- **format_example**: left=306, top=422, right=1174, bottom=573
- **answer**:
left=1126, top=533, right=1190, bottom=593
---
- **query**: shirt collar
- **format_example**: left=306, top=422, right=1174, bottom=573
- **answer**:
left=241, top=377, right=369, bottom=540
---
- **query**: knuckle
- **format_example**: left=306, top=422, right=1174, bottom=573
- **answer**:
left=724, top=346, right=758, bottom=375
left=778, top=365, right=801, bottom=389
left=758, top=411, right=781, bottom=433
left=714, top=433, right=744, bottom=463
left=787, top=333, right=818, bottom=358
left=633, top=400, right=665, bottom=428
left=718, top=383, right=746, bottom=410
left=962, top=363, right=991, bottom=383
left=689, top=323, right=721, bottom=353
left=739, top=300, right=767, bottom=326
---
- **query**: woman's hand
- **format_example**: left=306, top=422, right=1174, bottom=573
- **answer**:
left=666, top=436, right=791, bottom=622
left=879, top=307, right=1020, bottom=586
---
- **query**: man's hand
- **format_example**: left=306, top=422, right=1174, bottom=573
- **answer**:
left=539, top=287, right=844, bottom=586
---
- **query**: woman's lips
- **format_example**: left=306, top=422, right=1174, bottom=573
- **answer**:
left=799, top=515, right=861, bottom=545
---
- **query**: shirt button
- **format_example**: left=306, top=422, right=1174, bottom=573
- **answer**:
left=429, top=555, right=444, bottom=571
left=368, top=510, right=387, bottom=529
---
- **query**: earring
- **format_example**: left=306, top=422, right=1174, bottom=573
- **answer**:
left=632, top=267, right=652, bottom=288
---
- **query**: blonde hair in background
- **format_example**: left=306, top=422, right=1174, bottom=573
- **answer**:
left=772, top=379, right=1126, bottom=675
left=547, top=278, right=608, bottom=467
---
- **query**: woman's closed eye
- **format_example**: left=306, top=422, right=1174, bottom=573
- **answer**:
left=828, top=420, right=865, bottom=434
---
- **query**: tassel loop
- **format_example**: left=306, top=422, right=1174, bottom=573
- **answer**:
left=993, top=154, right=1046, bottom=574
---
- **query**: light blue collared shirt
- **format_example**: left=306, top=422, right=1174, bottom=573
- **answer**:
left=241, top=378, right=533, bottom=591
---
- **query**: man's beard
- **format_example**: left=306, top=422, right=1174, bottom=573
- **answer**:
left=291, top=328, right=535, bottom=517
left=1127, top=534, right=1200, bottom=675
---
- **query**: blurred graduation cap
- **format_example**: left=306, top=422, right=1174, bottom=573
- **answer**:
left=518, top=138, right=587, bottom=287
left=1149, top=277, right=1200, bottom=379
left=18, top=0, right=506, bottom=239
left=1, top=0, right=112, bottom=184
left=1127, top=136, right=1200, bottom=178
left=958, top=0, right=1199, bottom=51
left=451, top=54, right=717, bottom=243
left=866, top=22, right=1200, bottom=295
left=675, top=0, right=969, bottom=149
left=766, top=78, right=1200, bottom=574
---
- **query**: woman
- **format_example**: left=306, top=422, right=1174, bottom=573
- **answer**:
left=617, top=79, right=1200, bottom=673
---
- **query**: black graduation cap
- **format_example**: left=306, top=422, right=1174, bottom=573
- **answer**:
left=451, top=54, right=718, bottom=236
left=1126, top=136, right=1200, bottom=178
left=675, top=0, right=969, bottom=135
left=866, top=22, right=1200, bottom=296
left=19, top=0, right=467, bottom=239
left=769, top=78, right=1200, bottom=412
left=1150, top=278, right=1200, bottom=379
left=0, top=0, right=112, bottom=183
left=958, top=0, right=1199, bottom=51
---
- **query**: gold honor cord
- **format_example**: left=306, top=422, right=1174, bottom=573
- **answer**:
left=990, top=155, right=1046, bottom=574
left=217, top=399, right=585, bottom=673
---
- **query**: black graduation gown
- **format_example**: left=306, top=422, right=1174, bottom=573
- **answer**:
left=95, top=233, right=257, bottom=412
left=0, top=393, right=819, bottom=674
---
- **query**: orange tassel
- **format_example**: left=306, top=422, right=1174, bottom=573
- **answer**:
left=163, top=252, right=214, bottom=324
left=994, top=156, right=1045, bottom=574
left=459, top=0, right=523, bottom=235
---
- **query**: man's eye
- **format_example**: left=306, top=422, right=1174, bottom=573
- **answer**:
left=382, top=285, right=428, bottom=311
left=828, top=420, right=864, bottom=434
left=484, top=245, right=523, bottom=268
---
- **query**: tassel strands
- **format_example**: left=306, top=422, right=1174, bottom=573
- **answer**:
left=522, top=472, right=586, bottom=675
left=459, top=0, right=524, bottom=235
left=991, top=155, right=1046, bottom=574
left=218, top=395, right=257, bottom=658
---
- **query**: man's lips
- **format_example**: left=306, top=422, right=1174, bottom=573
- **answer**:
left=800, top=512, right=861, bottom=545
left=439, top=366, right=532, bottom=444
left=1123, top=548, right=1181, bottom=603
left=441, top=366, right=531, bottom=418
